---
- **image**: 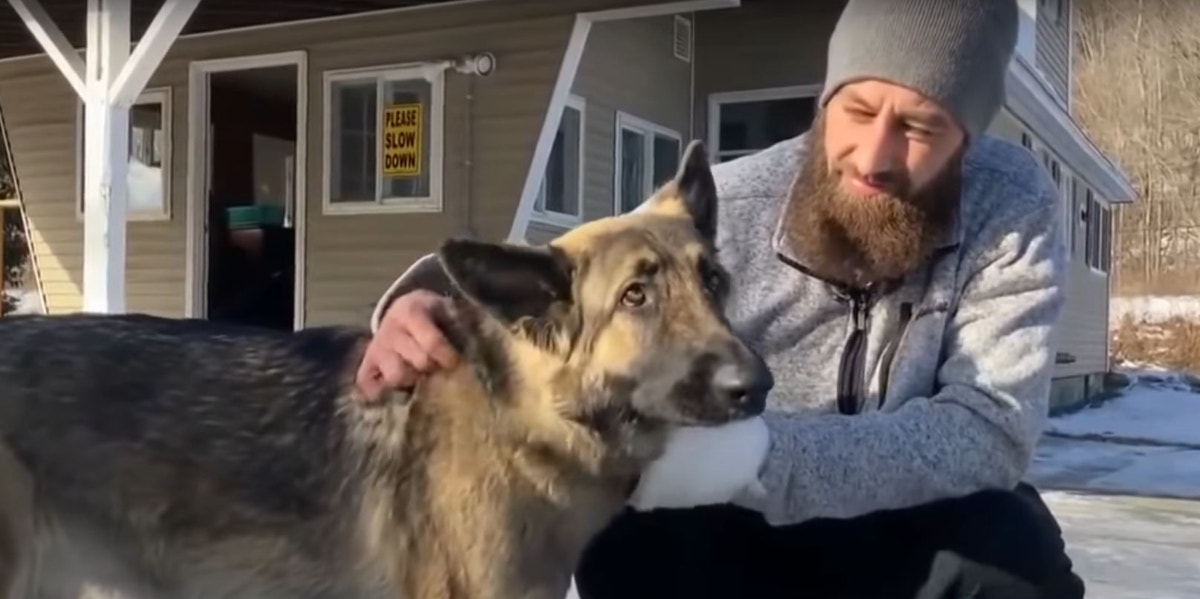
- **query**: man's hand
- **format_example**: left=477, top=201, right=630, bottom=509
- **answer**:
left=355, top=290, right=460, bottom=403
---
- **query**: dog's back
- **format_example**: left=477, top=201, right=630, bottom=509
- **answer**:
left=0, top=313, right=382, bottom=599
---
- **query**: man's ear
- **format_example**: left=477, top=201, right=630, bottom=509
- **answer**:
left=437, top=238, right=573, bottom=324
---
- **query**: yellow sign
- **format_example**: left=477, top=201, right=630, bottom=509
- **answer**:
left=382, top=103, right=422, bottom=176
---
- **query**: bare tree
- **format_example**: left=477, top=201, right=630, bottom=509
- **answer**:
left=1076, top=0, right=1200, bottom=295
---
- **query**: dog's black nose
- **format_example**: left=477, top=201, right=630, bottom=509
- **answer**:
left=712, top=354, right=772, bottom=415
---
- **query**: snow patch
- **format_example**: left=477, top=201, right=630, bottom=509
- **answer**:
left=1046, top=370, right=1200, bottom=447
left=1111, top=295, right=1200, bottom=326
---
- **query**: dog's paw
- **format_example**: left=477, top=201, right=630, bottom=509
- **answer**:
left=626, top=415, right=770, bottom=511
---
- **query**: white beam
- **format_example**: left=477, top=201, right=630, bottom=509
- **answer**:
left=6, top=0, right=86, bottom=98
left=109, top=0, right=200, bottom=106
left=81, top=0, right=131, bottom=313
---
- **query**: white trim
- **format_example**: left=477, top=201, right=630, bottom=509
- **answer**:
left=321, top=61, right=446, bottom=216
left=108, top=0, right=199, bottom=106
left=74, top=86, right=173, bottom=222
left=1006, top=54, right=1135, bottom=204
left=185, top=50, right=308, bottom=330
left=613, top=111, right=683, bottom=216
left=0, top=0, right=501, bottom=66
left=506, top=16, right=591, bottom=242
left=506, top=0, right=740, bottom=243
left=531, top=93, right=586, bottom=228
left=6, top=0, right=86, bottom=97
left=706, top=84, right=822, bottom=162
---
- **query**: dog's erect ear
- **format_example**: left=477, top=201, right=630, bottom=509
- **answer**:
left=637, top=140, right=720, bottom=241
left=438, top=238, right=573, bottom=323
left=672, top=140, right=719, bottom=242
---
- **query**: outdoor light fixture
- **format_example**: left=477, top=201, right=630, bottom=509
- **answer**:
left=454, top=52, right=497, bottom=77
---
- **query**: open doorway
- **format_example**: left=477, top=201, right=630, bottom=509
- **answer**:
left=189, top=53, right=306, bottom=330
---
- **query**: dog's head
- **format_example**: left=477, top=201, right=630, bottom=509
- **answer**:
left=437, top=140, right=771, bottom=445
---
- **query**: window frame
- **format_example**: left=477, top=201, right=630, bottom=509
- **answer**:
left=531, top=94, right=586, bottom=227
left=613, top=111, right=683, bottom=216
left=321, top=62, right=446, bottom=216
left=707, top=84, right=822, bottom=163
left=75, top=86, right=173, bottom=222
left=1084, top=189, right=1111, bottom=274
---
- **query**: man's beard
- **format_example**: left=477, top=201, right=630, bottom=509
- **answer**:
left=782, top=115, right=963, bottom=290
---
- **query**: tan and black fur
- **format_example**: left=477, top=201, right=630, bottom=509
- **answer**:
left=0, top=141, right=771, bottom=599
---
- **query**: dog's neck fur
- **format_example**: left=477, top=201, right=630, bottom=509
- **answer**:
left=342, top=299, right=639, bottom=599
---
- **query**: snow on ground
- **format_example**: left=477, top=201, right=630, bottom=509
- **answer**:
left=1044, top=369, right=1200, bottom=448
left=2, top=289, right=43, bottom=315
left=1112, top=295, right=1200, bottom=326
left=1030, top=367, right=1200, bottom=597
left=1041, top=491, right=1200, bottom=599
left=1030, top=365, right=1200, bottom=499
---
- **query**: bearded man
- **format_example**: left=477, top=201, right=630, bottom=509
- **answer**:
left=354, top=0, right=1086, bottom=596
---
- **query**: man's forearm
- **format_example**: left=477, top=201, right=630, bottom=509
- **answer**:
left=736, top=397, right=1035, bottom=525
left=370, top=253, right=455, bottom=332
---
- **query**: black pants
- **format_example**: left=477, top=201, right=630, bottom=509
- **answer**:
left=574, top=483, right=1085, bottom=599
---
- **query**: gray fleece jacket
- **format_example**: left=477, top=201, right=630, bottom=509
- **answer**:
left=369, top=131, right=1068, bottom=527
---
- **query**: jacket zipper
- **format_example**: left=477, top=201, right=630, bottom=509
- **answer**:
left=877, top=302, right=914, bottom=407
left=836, top=289, right=873, bottom=415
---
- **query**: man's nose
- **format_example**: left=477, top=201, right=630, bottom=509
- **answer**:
left=852, top=120, right=905, bottom=179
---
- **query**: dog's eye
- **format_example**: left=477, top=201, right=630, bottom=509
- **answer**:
left=621, top=283, right=647, bottom=308
left=705, top=273, right=722, bottom=294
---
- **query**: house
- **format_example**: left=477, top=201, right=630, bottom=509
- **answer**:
left=0, top=0, right=1134, bottom=407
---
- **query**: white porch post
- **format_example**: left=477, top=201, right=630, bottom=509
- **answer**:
left=81, top=0, right=131, bottom=313
left=8, top=0, right=198, bottom=313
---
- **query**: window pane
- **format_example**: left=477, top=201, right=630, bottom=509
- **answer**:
left=79, top=98, right=168, bottom=216
left=619, top=128, right=645, bottom=214
left=652, top=134, right=680, bottom=189
left=330, top=79, right=377, bottom=203
left=381, top=77, right=432, bottom=200
left=717, top=96, right=816, bottom=155
left=127, top=101, right=165, bottom=214
left=541, top=105, right=582, bottom=216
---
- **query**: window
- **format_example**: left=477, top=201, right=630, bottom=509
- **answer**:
left=323, top=63, right=444, bottom=214
left=710, top=86, right=819, bottom=163
left=76, top=87, right=172, bottom=221
left=1041, top=0, right=1063, bottom=24
left=533, top=95, right=585, bottom=225
left=614, top=112, right=682, bottom=215
left=1020, top=132, right=1033, bottom=150
left=1085, top=190, right=1111, bottom=273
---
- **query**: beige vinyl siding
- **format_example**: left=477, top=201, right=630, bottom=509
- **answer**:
left=1036, top=0, right=1071, bottom=104
left=0, top=61, right=186, bottom=316
left=692, top=0, right=841, bottom=141
left=526, top=220, right=567, bottom=245
left=529, top=14, right=693, bottom=239
left=0, top=0, right=682, bottom=324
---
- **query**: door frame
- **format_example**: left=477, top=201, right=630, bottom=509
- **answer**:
left=185, top=50, right=308, bottom=329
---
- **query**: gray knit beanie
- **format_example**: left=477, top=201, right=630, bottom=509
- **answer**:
left=820, top=0, right=1019, bottom=143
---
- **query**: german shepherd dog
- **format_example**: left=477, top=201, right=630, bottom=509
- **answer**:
left=0, top=141, right=772, bottom=599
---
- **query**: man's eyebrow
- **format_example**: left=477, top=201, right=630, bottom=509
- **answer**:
left=840, top=90, right=874, bottom=110
left=904, top=108, right=950, bottom=129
